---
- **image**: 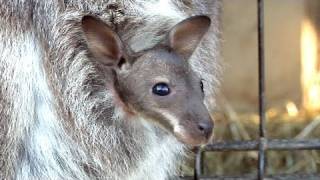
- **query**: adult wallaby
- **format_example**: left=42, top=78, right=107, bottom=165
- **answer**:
left=0, top=0, right=221, bottom=179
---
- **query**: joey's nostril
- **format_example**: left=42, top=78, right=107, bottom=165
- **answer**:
left=198, top=124, right=205, bottom=131
left=198, top=121, right=213, bottom=138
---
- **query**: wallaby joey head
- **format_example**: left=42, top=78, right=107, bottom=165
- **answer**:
left=81, top=15, right=213, bottom=146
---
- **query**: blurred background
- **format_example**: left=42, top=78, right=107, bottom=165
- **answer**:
left=222, top=0, right=319, bottom=112
left=184, top=0, right=320, bottom=177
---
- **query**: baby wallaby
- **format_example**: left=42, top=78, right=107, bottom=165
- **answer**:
left=82, top=15, right=214, bottom=146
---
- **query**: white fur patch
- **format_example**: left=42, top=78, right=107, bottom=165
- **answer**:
left=127, top=118, right=184, bottom=180
left=155, top=109, right=179, bottom=129
left=127, top=0, right=187, bottom=52
left=139, top=0, right=184, bottom=19
left=4, top=32, right=76, bottom=179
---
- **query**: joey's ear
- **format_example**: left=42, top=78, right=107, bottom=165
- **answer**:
left=168, top=16, right=211, bottom=59
left=82, top=16, right=123, bottom=66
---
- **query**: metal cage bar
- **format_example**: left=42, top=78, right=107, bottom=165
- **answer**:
left=180, top=0, right=320, bottom=179
left=257, top=0, right=266, bottom=179
left=204, top=139, right=320, bottom=151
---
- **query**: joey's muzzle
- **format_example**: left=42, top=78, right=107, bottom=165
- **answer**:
left=173, top=118, right=213, bottom=146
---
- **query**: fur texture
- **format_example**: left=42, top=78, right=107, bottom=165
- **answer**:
left=0, top=0, right=221, bottom=179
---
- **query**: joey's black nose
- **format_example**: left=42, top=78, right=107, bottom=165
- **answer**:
left=198, top=121, right=213, bottom=139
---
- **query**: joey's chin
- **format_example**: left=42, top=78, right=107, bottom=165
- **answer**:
left=173, top=129, right=212, bottom=147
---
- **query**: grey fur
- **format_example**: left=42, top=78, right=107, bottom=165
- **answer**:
left=0, top=0, right=221, bottom=179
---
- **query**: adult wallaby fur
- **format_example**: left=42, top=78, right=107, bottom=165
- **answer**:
left=0, top=0, right=221, bottom=179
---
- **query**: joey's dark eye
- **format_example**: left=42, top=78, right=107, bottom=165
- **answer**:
left=200, top=80, right=204, bottom=92
left=152, top=83, right=171, bottom=96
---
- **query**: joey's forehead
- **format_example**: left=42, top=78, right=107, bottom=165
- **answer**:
left=136, top=50, right=190, bottom=74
